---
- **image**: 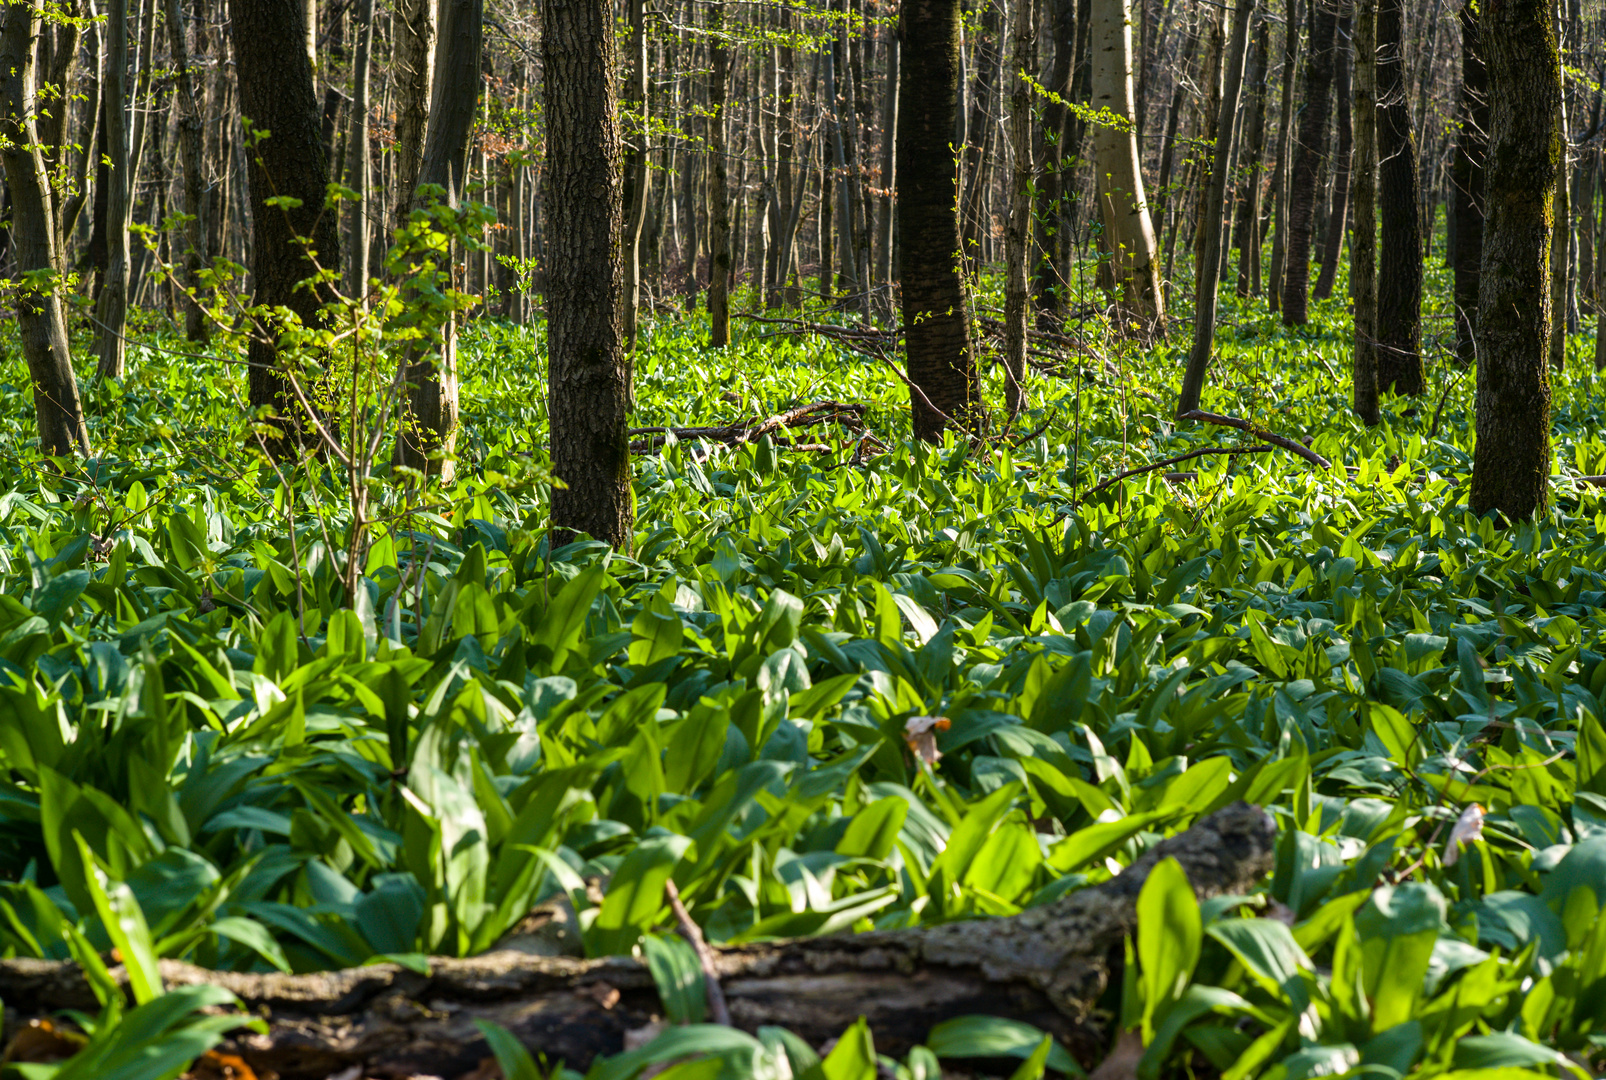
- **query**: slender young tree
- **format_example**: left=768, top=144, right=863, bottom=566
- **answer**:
left=899, top=0, right=978, bottom=439
left=1032, top=0, right=1076, bottom=325
left=0, top=0, right=89, bottom=455
left=1374, top=0, right=1422, bottom=393
left=92, top=0, right=130, bottom=378
left=1178, top=0, right=1256, bottom=416
left=542, top=0, right=631, bottom=546
left=1351, top=0, right=1380, bottom=424
left=707, top=0, right=731, bottom=346
left=1090, top=0, right=1165, bottom=338
left=1266, top=0, right=1300, bottom=313
left=167, top=0, right=210, bottom=342
left=621, top=0, right=649, bottom=348
left=344, top=0, right=375, bottom=298
left=1312, top=9, right=1352, bottom=301
left=1280, top=0, right=1336, bottom=325
left=1470, top=0, right=1561, bottom=521
left=1002, top=0, right=1034, bottom=416
left=231, top=0, right=340, bottom=460
left=1451, top=0, right=1488, bottom=367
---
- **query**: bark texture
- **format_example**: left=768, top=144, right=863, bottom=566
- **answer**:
left=92, top=0, right=130, bottom=378
left=1351, top=0, right=1380, bottom=425
left=542, top=0, right=632, bottom=547
left=1090, top=0, right=1165, bottom=338
left=707, top=0, right=731, bottom=347
left=0, top=0, right=90, bottom=456
left=898, top=0, right=978, bottom=440
left=1451, top=0, right=1488, bottom=368
left=1469, top=0, right=1561, bottom=522
left=1002, top=0, right=1034, bottom=416
left=0, top=805, right=1277, bottom=1080
left=1032, top=0, right=1077, bottom=325
left=166, top=0, right=210, bottom=342
left=1312, top=11, right=1352, bottom=302
left=1374, top=0, right=1423, bottom=393
left=1280, top=0, right=1336, bottom=325
left=391, top=0, right=436, bottom=226
left=231, top=0, right=340, bottom=460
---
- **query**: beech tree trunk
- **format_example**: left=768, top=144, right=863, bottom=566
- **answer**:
left=1351, top=0, right=1380, bottom=425
left=899, top=0, right=978, bottom=441
left=1374, top=0, right=1422, bottom=393
left=0, top=0, right=89, bottom=456
left=1280, top=0, right=1336, bottom=325
left=542, top=0, right=631, bottom=548
left=1090, top=0, right=1165, bottom=338
left=1452, top=0, right=1488, bottom=368
left=167, top=0, right=210, bottom=342
left=0, top=806, right=1276, bottom=1080
left=92, top=0, right=130, bottom=379
left=1177, top=0, right=1256, bottom=417
left=1469, top=0, right=1561, bottom=522
left=231, top=0, right=340, bottom=461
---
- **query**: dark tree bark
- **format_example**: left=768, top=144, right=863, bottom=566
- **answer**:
left=343, top=0, right=374, bottom=299
left=0, top=805, right=1276, bottom=1080
left=1232, top=17, right=1270, bottom=298
left=1178, top=0, right=1257, bottom=416
left=391, top=0, right=435, bottom=228
left=1374, top=0, right=1422, bottom=393
left=167, top=0, right=210, bottom=342
left=542, top=0, right=631, bottom=548
left=92, top=0, right=130, bottom=378
left=1280, top=0, right=1336, bottom=325
left=1002, top=0, right=1034, bottom=416
left=899, top=0, right=978, bottom=440
left=1469, top=0, right=1561, bottom=522
left=621, top=0, right=649, bottom=348
left=1451, top=0, right=1488, bottom=368
left=1265, top=0, right=1300, bottom=314
left=1351, top=0, right=1380, bottom=425
left=232, top=0, right=340, bottom=460
left=1312, top=10, right=1352, bottom=301
left=0, top=0, right=89, bottom=456
left=707, top=0, right=730, bottom=346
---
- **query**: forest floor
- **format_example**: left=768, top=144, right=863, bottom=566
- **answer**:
left=2, top=265, right=1606, bottom=1079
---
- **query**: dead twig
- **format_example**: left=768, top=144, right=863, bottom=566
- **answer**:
left=1088, top=445, right=1273, bottom=497
left=663, top=878, right=730, bottom=1027
left=1178, top=409, right=1331, bottom=469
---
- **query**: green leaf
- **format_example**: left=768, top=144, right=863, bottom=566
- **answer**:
left=1137, top=856, right=1200, bottom=1043
left=588, top=833, right=692, bottom=956
left=642, top=932, right=706, bottom=1025
left=74, top=833, right=162, bottom=1005
left=820, top=1017, right=876, bottom=1080
left=927, top=1016, right=1081, bottom=1075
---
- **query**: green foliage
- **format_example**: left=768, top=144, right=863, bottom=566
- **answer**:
left=1, top=264, right=1605, bottom=1077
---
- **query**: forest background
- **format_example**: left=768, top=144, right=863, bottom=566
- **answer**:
left=0, top=0, right=1604, bottom=1078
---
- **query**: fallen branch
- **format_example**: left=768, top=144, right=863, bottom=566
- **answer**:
left=664, top=878, right=730, bottom=1027
left=1087, top=445, right=1273, bottom=497
left=629, top=401, right=866, bottom=454
left=1178, top=409, right=1331, bottom=469
left=0, top=804, right=1276, bottom=1080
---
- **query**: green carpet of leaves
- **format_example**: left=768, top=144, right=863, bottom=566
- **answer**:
left=3, top=269, right=1606, bottom=1079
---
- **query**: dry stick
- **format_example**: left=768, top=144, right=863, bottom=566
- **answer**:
left=662, top=878, right=731, bottom=1027
left=1087, top=444, right=1275, bottom=497
left=1179, top=409, right=1332, bottom=469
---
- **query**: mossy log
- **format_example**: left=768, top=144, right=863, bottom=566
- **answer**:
left=0, top=804, right=1277, bottom=1080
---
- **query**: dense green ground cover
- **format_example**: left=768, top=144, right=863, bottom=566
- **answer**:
left=4, top=274, right=1606, bottom=1079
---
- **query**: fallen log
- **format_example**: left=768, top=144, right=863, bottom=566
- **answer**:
left=0, top=804, right=1276, bottom=1080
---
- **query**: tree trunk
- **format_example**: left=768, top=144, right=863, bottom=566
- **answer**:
left=92, top=0, right=130, bottom=379
left=1312, top=10, right=1352, bottom=301
left=1452, top=0, right=1488, bottom=368
left=960, top=0, right=1000, bottom=271
left=1002, top=0, right=1034, bottom=417
left=1177, top=0, right=1256, bottom=416
left=1233, top=18, right=1270, bottom=298
left=1351, top=0, right=1380, bottom=425
left=344, top=0, right=374, bottom=299
left=1280, top=0, right=1335, bottom=324
left=899, top=0, right=978, bottom=440
left=1374, top=0, right=1422, bottom=392
left=1032, top=0, right=1075, bottom=326
left=0, top=0, right=90, bottom=456
left=0, top=804, right=1276, bottom=1080
left=167, top=0, right=210, bottom=342
left=1265, top=0, right=1300, bottom=314
left=394, top=0, right=484, bottom=481
left=1090, top=0, right=1165, bottom=338
left=1548, top=89, right=1569, bottom=371
left=707, top=0, right=731, bottom=346
left=621, top=0, right=649, bottom=349
left=391, top=0, right=435, bottom=228
left=542, top=0, right=631, bottom=548
left=1469, top=0, right=1560, bottom=522
left=231, top=0, right=340, bottom=461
